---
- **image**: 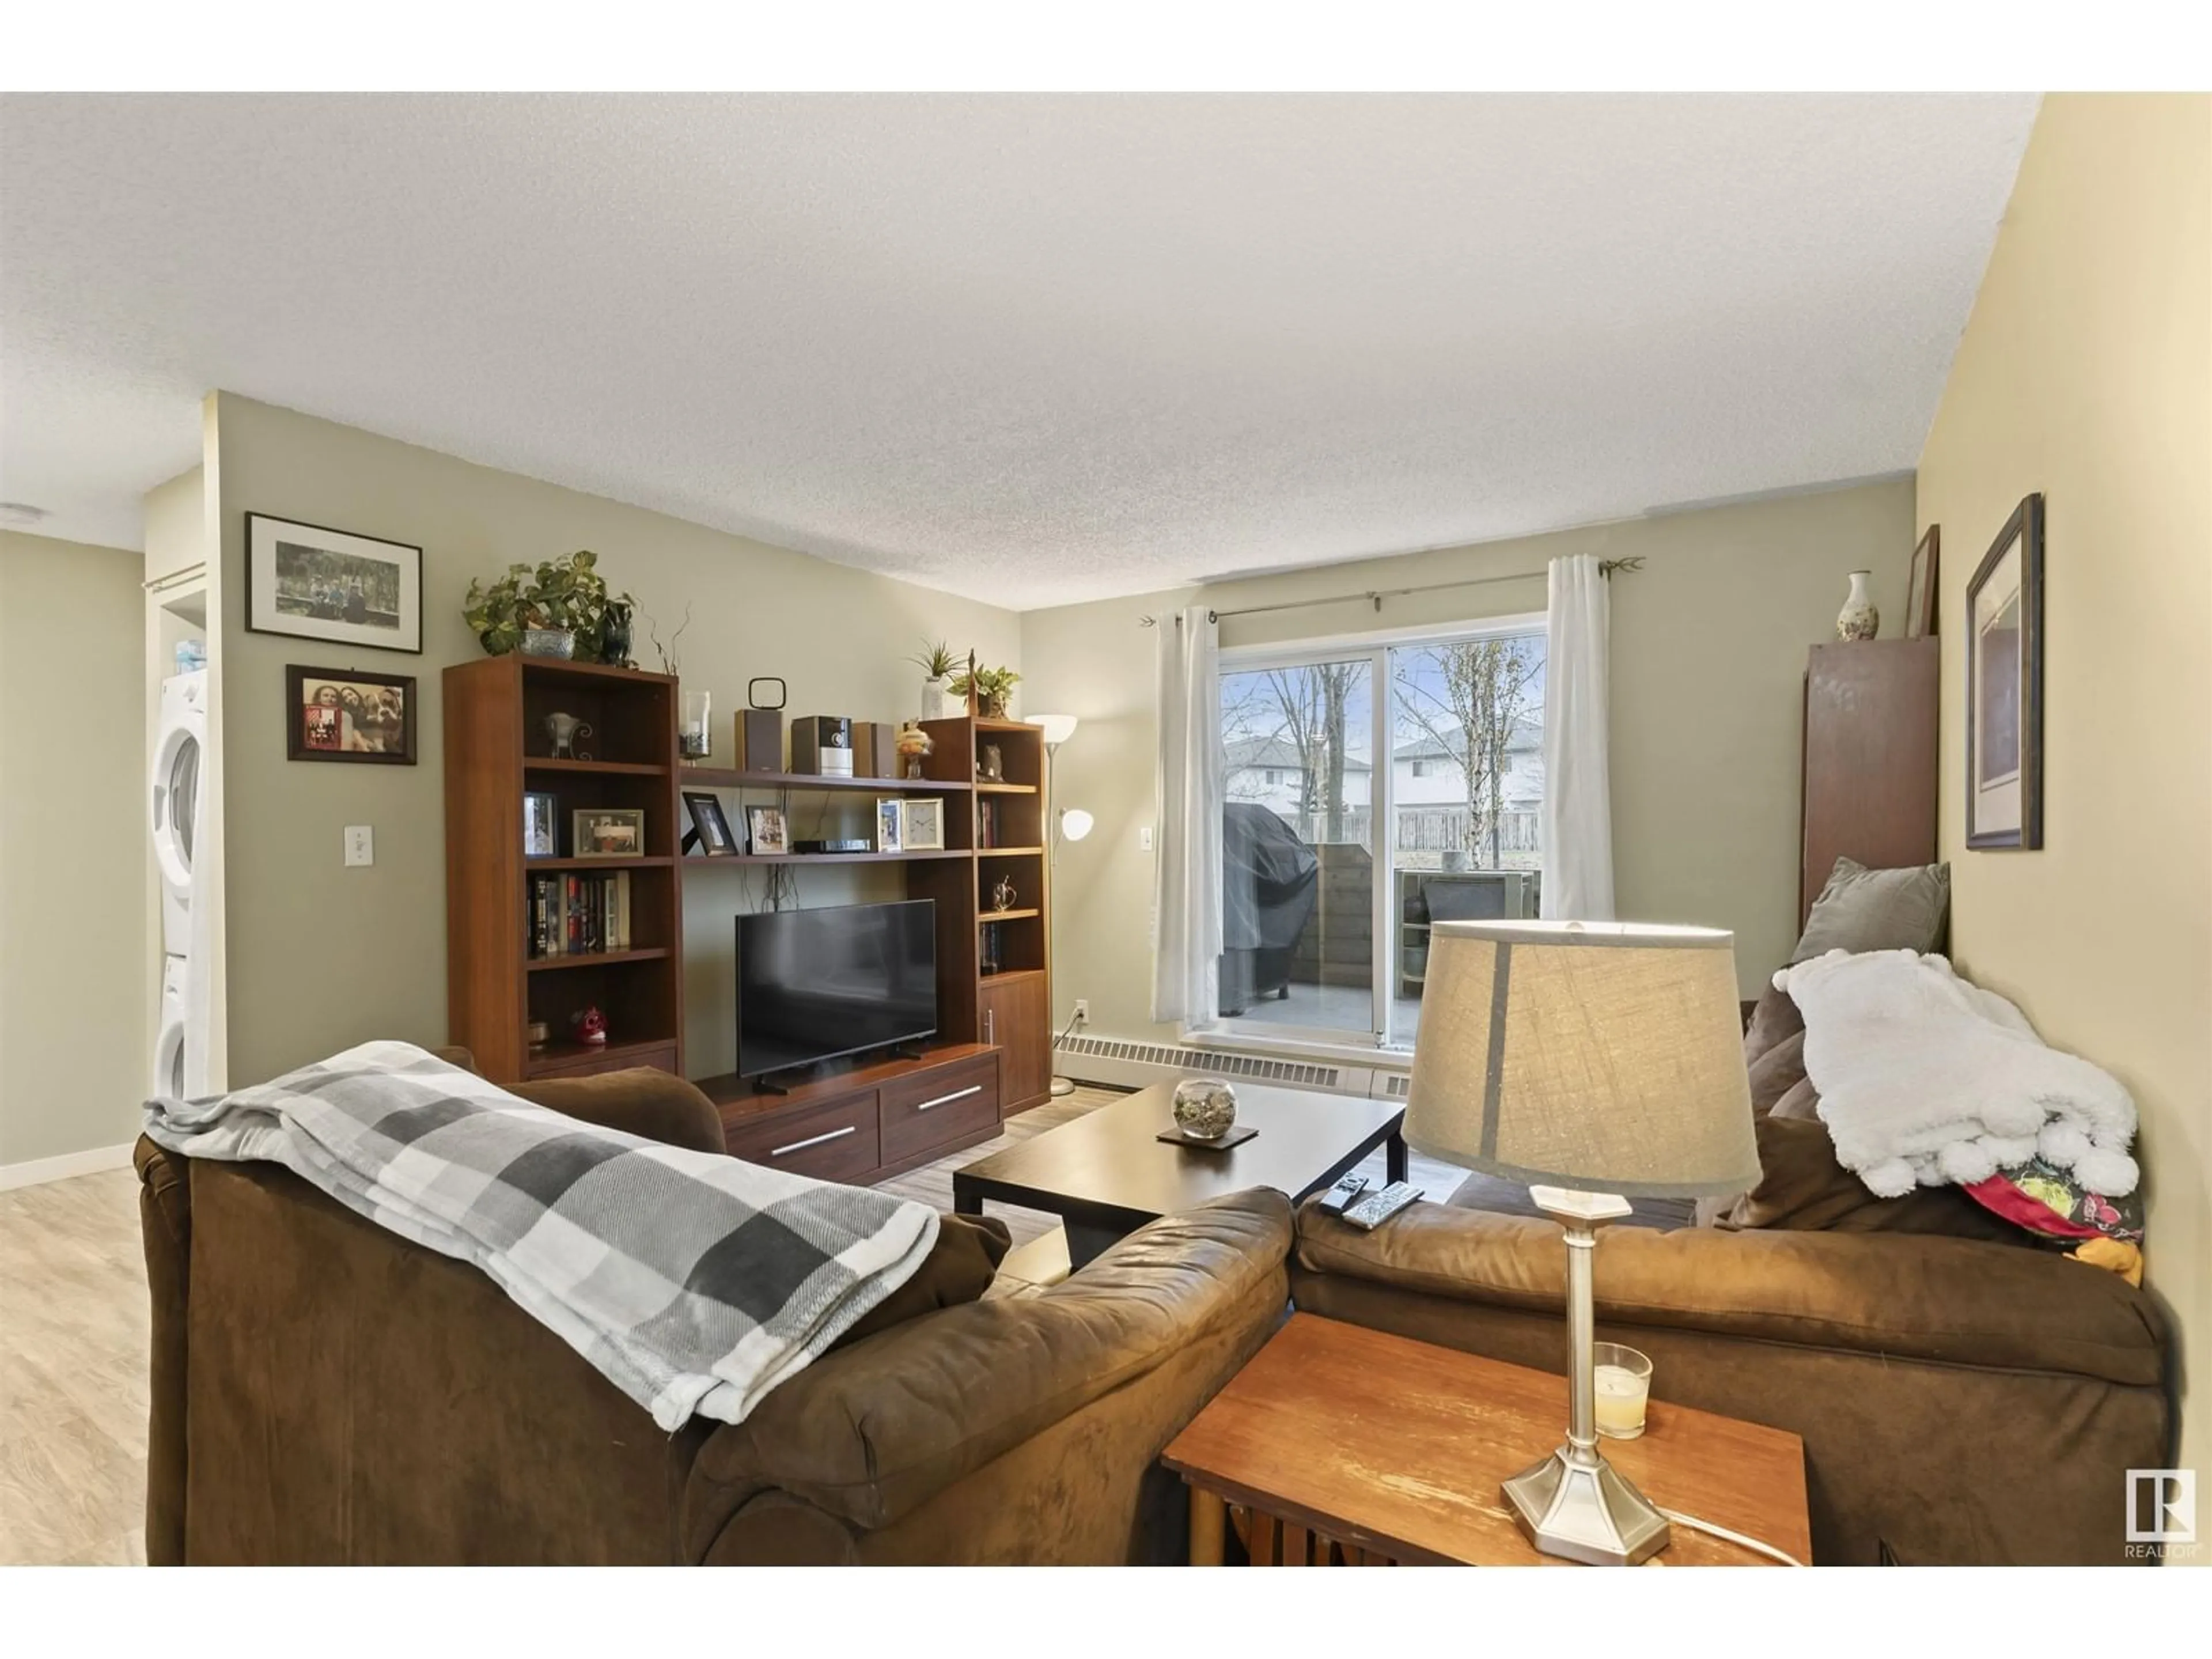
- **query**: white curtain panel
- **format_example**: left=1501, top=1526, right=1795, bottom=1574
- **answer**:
left=1541, top=554, right=1616, bottom=921
left=1151, top=605, right=1225, bottom=1027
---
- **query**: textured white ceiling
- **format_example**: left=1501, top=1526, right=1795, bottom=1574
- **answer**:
left=0, top=93, right=2035, bottom=608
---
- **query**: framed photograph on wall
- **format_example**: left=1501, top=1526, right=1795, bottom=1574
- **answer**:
left=1907, top=524, right=1940, bottom=639
left=900, top=796, right=945, bottom=851
left=1964, top=495, right=2044, bottom=850
left=248, top=513, right=424, bottom=653
left=285, top=665, right=417, bottom=763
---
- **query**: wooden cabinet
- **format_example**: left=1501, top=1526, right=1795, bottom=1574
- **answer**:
left=1801, top=639, right=1940, bottom=923
left=444, top=657, right=684, bottom=1085
left=979, top=972, right=1051, bottom=1112
left=704, top=1044, right=1003, bottom=1185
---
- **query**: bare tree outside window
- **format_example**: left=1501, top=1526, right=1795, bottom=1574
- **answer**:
left=1393, top=637, right=1544, bottom=868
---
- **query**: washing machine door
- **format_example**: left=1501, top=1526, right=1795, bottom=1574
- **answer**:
left=152, top=720, right=201, bottom=891
left=154, top=1014, right=188, bottom=1099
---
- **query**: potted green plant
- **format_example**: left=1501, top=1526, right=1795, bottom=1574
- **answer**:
left=947, top=664, right=1021, bottom=719
left=908, top=639, right=963, bottom=719
left=464, top=551, right=634, bottom=662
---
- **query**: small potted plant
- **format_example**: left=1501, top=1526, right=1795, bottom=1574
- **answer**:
left=464, top=551, right=634, bottom=662
left=908, top=639, right=963, bottom=719
left=948, top=663, right=1021, bottom=719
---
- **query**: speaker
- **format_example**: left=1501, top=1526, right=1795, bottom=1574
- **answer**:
left=855, top=721, right=899, bottom=778
left=791, top=715, right=855, bottom=778
left=735, top=709, right=783, bottom=771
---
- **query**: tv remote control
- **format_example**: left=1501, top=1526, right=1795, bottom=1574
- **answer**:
left=1342, top=1180, right=1422, bottom=1230
left=1316, top=1173, right=1369, bottom=1215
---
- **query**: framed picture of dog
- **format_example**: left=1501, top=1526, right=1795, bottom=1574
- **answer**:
left=286, top=665, right=418, bottom=764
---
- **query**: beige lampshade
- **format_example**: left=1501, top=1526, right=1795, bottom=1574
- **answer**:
left=1404, top=920, right=1759, bottom=1198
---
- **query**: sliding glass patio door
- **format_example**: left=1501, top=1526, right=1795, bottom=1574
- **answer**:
left=1216, top=622, right=1546, bottom=1052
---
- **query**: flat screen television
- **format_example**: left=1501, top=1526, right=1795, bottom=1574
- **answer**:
left=736, top=899, right=938, bottom=1080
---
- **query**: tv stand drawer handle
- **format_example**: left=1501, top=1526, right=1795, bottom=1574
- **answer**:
left=768, top=1125, right=857, bottom=1158
left=914, top=1084, right=983, bottom=1113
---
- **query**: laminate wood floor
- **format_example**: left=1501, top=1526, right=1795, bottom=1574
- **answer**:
left=0, top=1082, right=1459, bottom=1565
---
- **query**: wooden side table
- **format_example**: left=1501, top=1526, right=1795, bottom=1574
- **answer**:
left=1163, top=1313, right=1812, bottom=1567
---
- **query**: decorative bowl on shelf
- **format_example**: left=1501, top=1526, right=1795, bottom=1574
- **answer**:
left=1172, top=1078, right=1238, bottom=1141
left=521, top=627, right=576, bottom=659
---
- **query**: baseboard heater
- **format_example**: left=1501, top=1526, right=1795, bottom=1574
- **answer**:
left=1054, top=1032, right=1410, bottom=1103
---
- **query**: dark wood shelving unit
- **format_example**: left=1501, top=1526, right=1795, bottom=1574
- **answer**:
left=523, top=756, right=672, bottom=777
left=680, top=766, right=974, bottom=794
left=445, top=656, right=684, bottom=1085
left=526, top=947, right=673, bottom=972
left=682, top=849, right=972, bottom=868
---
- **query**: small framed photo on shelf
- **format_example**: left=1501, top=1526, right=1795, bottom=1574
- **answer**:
left=747, top=805, right=789, bottom=856
left=286, top=664, right=417, bottom=764
left=523, top=791, right=559, bottom=858
left=572, top=808, right=645, bottom=858
left=901, top=797, right=945, bottom=850
left=682, top=791, right=740, bottom=856
left=876, top=797, right=904, bottom=854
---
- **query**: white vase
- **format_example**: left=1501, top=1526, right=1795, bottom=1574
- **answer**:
left=1836, top=571, right=1879, bottom=642
left=922, top=676, right=946, bottom=721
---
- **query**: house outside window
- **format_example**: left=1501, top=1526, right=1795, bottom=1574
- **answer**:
left=1216, top=620, right=1546, bottom=1052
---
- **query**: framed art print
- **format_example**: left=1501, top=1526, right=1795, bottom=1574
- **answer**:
left=248, top=513, right=424, bottom=653
left=1964, top=494, right=2044, bottom=850
left=286, top=665, right=417, bottom=764
left=876, top=797, right=904, bottom=854
left=1907, top=524, right=1940, bottom=639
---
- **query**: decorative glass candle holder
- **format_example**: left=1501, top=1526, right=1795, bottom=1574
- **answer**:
left=680, top=690, right=713, bottom=764
left=1592, top=1342, right=1653, bottom=1440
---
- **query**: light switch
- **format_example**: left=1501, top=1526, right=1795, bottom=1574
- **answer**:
left=344, top=825, right=374, bottom=867
left=1139, top=826, right=1154, bottom=851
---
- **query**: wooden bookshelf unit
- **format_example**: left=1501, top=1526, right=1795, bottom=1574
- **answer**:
left=684, top=714, right=1055, bottom=1116
left=445, top=676, right=1056, bottom=1135
left=445, top=656, right=684, bottom=1085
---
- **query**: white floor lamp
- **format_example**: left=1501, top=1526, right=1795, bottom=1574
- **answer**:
left=1028, top=714, right=1089, bottom=1097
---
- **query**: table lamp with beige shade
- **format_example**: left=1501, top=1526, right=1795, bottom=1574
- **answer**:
left=1403, top=919, right=1760, bottom=1566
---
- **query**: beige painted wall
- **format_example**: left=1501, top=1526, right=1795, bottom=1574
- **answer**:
left=1917, top=93, right=2212, bottom=1474
left=1023, top=478, right=1916, bottom=1044
left=208, top=395, right=1021, bottom=1085
left=0, top=532, right=149, bottom=1168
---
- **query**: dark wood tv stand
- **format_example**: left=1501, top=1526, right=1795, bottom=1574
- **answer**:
left=695, top=1041, right=1004, bottom=1186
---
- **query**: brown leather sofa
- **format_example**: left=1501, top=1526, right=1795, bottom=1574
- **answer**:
left=1289, top=988, right=2173, bottom=1567
left=137, top=1065, right=1293, bottom=1565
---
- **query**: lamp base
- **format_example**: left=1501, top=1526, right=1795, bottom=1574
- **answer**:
left=1502, top=1444, right=1671, bottom=1566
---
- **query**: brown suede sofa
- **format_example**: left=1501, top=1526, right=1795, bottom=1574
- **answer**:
left=1290, top=985, right=2173, bottom=1567
left=137, top=1064, right=1293, bottom=1565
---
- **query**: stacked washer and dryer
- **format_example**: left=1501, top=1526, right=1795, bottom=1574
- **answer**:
left=151, top=668, right=210, bottom=1097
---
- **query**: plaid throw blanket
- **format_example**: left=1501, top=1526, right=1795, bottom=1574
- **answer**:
left=143, top=1041, right=939, bottom=1429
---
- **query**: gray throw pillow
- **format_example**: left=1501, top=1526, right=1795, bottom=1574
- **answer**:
left=1790, top=857, right=1950, bottom=963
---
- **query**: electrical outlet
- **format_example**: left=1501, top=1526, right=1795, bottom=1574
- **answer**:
left=1139, top=826, right=1154, bottom=851
left=1073, top=999, right=1090, bottom=1025
left=344, top=825, right=374, bottom=867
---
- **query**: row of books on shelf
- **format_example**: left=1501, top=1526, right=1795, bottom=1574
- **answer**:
left=529, top=871, right=638, bottom=958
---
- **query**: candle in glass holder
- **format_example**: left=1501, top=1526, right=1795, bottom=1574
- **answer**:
left=1592, top=1342, right=1653, bottom=1440
left=680, top=690, right=713, bottom=763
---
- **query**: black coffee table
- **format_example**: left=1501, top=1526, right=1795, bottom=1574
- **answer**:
left=952, top=1081, right=1407, bottom=1269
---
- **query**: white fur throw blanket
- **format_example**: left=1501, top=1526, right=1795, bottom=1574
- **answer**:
left=1773, top=949, right=2139, bottom=1199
